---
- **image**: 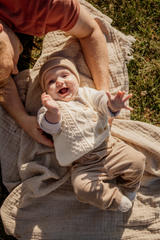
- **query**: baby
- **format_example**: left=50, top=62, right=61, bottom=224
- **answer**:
left=37, top=57, right=146, bottom=212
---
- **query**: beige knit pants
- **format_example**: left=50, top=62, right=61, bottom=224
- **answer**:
left=71, top=136, right=146, bottom=210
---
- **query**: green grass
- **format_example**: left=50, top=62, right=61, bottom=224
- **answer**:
left=87, top=0, right=160, bottom=125
left=0, top=0, right=160, bottom=239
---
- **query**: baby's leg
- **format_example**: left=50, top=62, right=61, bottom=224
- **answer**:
left=71, top=169, right=122, bottom=211
left=103, top=138, right=146, bottom=197
left=71, top=137, right=142, bottom=212
left=71, top=166, right=133, bottom=212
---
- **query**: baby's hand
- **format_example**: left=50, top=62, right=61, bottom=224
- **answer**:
left=41, top=92, right=59, bottom=113
left=106, top=91, right=133, bottom=113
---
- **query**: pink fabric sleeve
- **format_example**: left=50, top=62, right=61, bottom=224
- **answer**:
left=0, top=0, right=80, bottom=37
left=45, top=0, right=80, bottom=33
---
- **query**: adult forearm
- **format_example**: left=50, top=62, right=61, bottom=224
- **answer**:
left=1, top=77, right=29, bottom=128
left=2, top=80, right=54, bottom=147
left=67, top=5, right=109, bottom=91
left=79, top=26, right=109, bottom=91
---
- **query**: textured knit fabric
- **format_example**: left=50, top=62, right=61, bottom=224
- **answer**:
left=37, top=87, right=120, bottom=166
left=0, top=0, right=80, bottom=36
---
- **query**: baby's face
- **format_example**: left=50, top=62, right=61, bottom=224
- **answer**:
left=44, top=66, right=79, bottom=102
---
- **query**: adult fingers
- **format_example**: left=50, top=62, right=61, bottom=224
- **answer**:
left=38, top=130, right=54, bottom=147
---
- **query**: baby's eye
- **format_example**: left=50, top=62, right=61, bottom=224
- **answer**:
left=63, top=74, right=68, bottom=78
left=49, top=79, right=55, bottom=84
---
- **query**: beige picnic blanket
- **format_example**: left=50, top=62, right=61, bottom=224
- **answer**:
left=1, top=0, right=160, bottom=239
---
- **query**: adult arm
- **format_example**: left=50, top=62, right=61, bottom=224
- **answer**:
left=1, top=77, right=54, bottom=147
left=67, top=5, right=109, bottom=91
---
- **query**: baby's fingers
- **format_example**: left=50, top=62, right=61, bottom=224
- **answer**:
left=123, top=93, right=132, bottom=103
left=124, top=105, right=133, bottom=111
left=120, top=91, right=125, bottom=99
left=105, top=91, right=112, bottom=101
left=41, top=92, right=48, bottom=99
left=42, top=94, right=51, bottom=102
left=41, top=92, right=46, bottom=97
left=123, top=94, right=133, bottom=111
left=41, top=92, right=47, bottom=100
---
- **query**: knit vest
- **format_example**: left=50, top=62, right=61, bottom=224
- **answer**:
left=53, top=87, right=110, bottom=166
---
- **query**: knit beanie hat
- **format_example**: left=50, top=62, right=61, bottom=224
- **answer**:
left=39, top=57, right=80, bottom=92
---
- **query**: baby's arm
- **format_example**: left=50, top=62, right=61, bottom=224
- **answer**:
left=41, top=93, right=61, bottom=124
left=106, top=91, right=133, bottom=113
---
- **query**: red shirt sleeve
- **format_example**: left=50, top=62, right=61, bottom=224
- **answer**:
left=46, top=0, right=80, bottom=33
left=0, top=0, right=80, bottom=37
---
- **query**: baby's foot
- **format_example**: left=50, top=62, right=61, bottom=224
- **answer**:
left=123, top=191, right=137, bottom=202
left=118, top=195, right=132, bottom=212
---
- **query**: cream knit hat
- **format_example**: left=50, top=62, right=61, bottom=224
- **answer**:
left=39, top=57, right=80, bottom=92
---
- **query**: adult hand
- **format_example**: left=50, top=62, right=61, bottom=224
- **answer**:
left=1, top=79, right=54, bottom=147
left=23, top=115, right=54, bottom=148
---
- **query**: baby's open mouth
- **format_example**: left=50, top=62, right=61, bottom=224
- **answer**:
left=59, top=88, right=68, bottom=95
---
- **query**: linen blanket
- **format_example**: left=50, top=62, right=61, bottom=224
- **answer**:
left=0, top=0, right=160, bottom=239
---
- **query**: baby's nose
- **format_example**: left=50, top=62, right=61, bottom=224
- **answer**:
left=56, top=79, right=64, bottom=86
